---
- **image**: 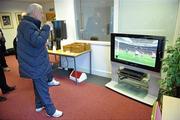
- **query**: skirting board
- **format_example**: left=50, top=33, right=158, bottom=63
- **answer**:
left=77, top=66, right=111, bottom=78
left=60, top=60, right=111, bottom=78
left=105, top=81, right=157, bottom=106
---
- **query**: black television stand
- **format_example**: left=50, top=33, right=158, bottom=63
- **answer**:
left=118, top=68, right=147, bottom=81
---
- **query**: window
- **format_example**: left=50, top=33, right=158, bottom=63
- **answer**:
left=74, top=0, right=114, bottom=41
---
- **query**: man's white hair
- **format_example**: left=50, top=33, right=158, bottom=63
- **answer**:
left=26, top=3, right=43, bottom=16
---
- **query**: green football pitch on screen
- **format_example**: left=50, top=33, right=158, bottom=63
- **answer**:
left=115, top=50, right=155, bottom=67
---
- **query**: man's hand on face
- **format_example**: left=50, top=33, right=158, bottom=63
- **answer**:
left=45, top=21, right=53, bottom=31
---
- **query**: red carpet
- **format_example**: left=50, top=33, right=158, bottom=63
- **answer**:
left=0, top=56, right=152, bottom=120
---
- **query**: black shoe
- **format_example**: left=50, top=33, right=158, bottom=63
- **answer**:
left=0, top=96, right=7, bottom=102
left=2, top=86, right=16, bottom=94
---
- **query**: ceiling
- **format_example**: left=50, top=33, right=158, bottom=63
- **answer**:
left=1, top=0, right=54, bottom=2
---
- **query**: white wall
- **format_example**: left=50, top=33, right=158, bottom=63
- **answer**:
left=173, top=1, right=180, bottom=45
left=0, top=1, right=54, bottom=49
left=89, top=43, right=111, bottom=77
left=118, top=0, right=179, bottom=46
left=54, top=0, right=77, bottom=40
left=0, top=1, right=29, bottom=49
left=113, top=0, right=119, bottom=33
left=42, top=1, right=55, bottom=13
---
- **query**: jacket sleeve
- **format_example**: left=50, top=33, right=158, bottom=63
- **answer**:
left=0, top=29, right=6, bottom=42
left=29, top=25, right=50, bottom=48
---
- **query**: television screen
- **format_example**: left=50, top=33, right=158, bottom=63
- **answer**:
left=52, top=20, right=67, bottom=39
left=111, top=33, right=165, bottom=73
left=51, top=20, right=67, bottom=50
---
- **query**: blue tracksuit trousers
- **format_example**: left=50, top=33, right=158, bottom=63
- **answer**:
left=32, top=73, right=55, bottom=115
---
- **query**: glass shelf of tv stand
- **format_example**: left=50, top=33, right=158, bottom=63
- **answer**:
left=118, top=76, right=149, bottom=89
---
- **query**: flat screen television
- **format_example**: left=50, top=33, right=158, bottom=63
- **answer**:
left=51, top=20, right=67, bottom=49
left=111, top=33, right=165, bottom=73
left=52, top=20, right=67, bottom=40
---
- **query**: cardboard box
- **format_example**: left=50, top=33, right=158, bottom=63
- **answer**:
left=85, top=43, right=91, bottom=50
left=63, top=42, right=91, bottom=53
left=63, top=45, right=71, bottom=52
left=71, top=45, right=84, bottom=53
